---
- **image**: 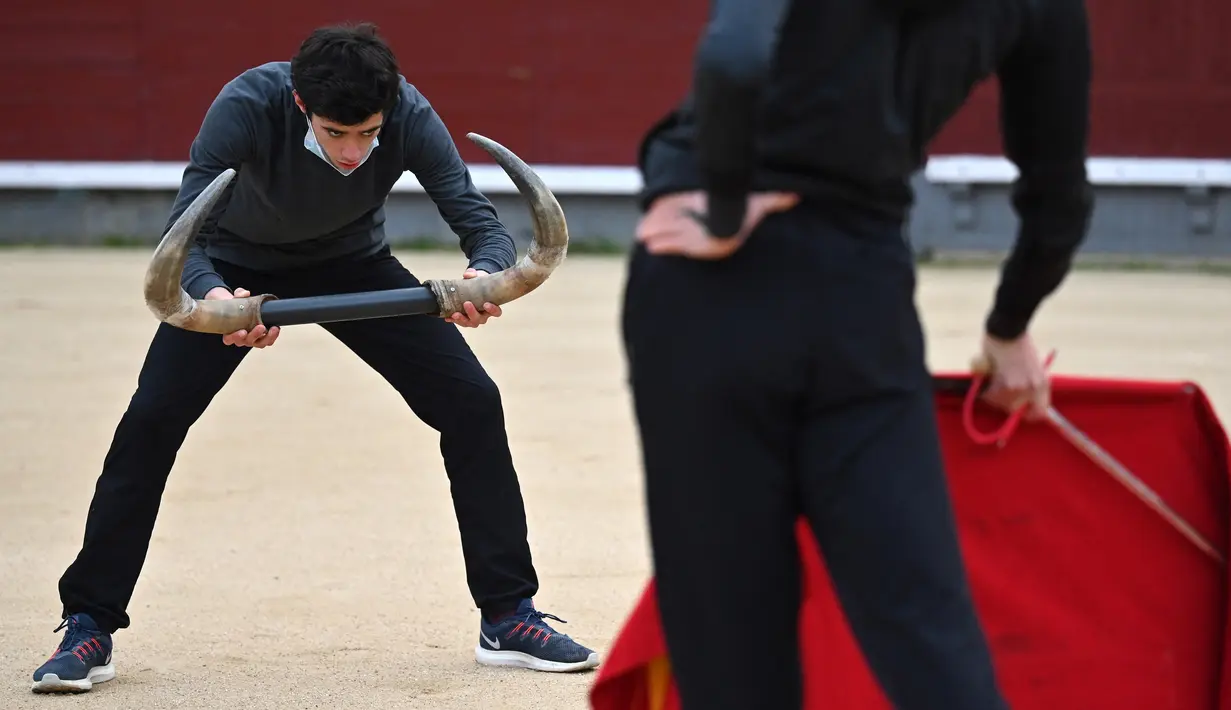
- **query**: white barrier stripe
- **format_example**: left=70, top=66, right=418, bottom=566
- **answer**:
left=3, top=156, right=1230, bottom=192
left=0, top=161, right=645, bottom=195
left=925, top=155, right=1231, bottom=187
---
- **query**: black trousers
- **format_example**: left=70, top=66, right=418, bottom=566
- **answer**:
left=59, top=247, right=538, bottom=632
left=620, top=202, right=1009, bottom=710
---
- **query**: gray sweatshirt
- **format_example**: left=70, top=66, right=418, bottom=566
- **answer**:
left=166, top=61, right=518, bottom=299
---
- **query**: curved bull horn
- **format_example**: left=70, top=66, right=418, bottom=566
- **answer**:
left=142, top=168, right=277, bottom=333
left=142, top=134, right=567, bottom=334
left=422, top=132, right=569, bottom=315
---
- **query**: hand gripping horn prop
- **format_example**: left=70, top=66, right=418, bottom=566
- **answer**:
left=143, top=133, right=568, bottom=333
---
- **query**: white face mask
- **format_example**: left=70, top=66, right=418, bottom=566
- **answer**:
left=303, top=116, right=378, bottom=176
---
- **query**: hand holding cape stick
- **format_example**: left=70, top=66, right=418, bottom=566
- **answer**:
left=142, top=133, right=568, bottom=333
left=966, top=351, right=1225, bottom=565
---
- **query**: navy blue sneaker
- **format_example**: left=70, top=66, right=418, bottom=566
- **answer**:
left=475, top=599, right=600, bottom=672
left=31, top=613, right=115, bottom=694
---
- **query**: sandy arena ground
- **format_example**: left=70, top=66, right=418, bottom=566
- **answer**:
left=1, top=248, right=1229, bottom=709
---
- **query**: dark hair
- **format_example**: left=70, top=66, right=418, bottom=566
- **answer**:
left=290, top=22, right=401, bottom=125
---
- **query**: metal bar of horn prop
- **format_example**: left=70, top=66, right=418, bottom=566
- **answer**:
left=142, top=133, right=568, bottom=334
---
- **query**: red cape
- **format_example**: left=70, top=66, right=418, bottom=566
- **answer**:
left=590, top=374, right=1231, bottom=710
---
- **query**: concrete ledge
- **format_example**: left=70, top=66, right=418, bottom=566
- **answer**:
left=2, top=157, right=1228, bottom=259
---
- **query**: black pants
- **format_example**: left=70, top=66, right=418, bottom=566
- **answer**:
left=59, top=247, right=538, bottom=632
left=621, top=202, right=1009, bottom=709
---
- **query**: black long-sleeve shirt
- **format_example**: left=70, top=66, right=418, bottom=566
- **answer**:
left=639, top=0, right=1095, bottom=341
left=167, top=61, right=517, bottom=300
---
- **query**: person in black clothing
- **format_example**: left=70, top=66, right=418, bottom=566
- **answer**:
left=31, top=22, right=598, bottom=695
left=622, top=0, right=1092, bottom=707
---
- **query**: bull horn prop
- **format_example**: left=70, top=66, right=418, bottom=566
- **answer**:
left=143, top=133, right=568, bottom=333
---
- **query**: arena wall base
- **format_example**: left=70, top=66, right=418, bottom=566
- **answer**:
left=0, top=157, right=1228, bottom=263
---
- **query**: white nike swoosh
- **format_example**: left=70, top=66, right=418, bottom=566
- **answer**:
left=481, top=631, right=500, bottom=650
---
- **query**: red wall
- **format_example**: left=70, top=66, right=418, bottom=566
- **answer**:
left=3, top=0, right=1228, bottom=165
left=931, top=0, right=1231, bottom=158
